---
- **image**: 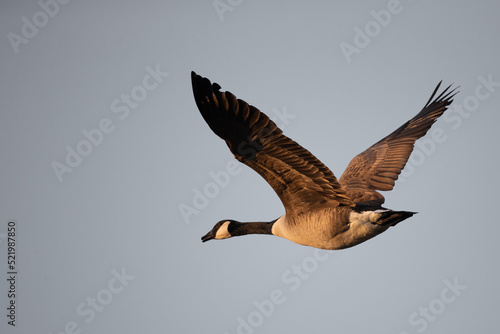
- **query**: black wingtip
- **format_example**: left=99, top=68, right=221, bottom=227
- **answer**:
left=424, top=81, right=460, bottom=108
left=191, top=71, right=222, bottom=94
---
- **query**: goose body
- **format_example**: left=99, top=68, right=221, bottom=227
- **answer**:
left=191, top=72, right=456, bottom=250
left=271, top=208, right=414, bottom=250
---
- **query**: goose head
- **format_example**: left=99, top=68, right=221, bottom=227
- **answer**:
left=201, top=220, right=236, bottom=242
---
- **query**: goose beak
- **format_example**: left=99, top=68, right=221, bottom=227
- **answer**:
left=201, top=231, right=215, bottom=242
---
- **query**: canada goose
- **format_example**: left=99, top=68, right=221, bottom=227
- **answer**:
left=192, top=71, right=457, bottom=250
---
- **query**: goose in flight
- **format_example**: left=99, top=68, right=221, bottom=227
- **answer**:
left=191, top=71, right=457, bottom=250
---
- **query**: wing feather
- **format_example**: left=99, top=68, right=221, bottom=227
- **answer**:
left=191, top=72, right=353, bottom=214
left=339, top=81, right=458, bottom=206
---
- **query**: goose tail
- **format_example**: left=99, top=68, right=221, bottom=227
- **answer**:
left=376, top=210, right=416, bottom=226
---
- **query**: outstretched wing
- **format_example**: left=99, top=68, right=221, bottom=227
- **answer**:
left=191, top=71, right=353, bottom=214
left=339, top=82, right=458, bottom=206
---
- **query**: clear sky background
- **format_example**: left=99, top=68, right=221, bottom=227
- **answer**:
left=1, top=1, right=499, bottom=333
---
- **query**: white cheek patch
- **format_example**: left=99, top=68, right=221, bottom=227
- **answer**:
left=215, top=221, right=231, bottom=239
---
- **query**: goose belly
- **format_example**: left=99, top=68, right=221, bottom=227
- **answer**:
left=272, top=208, right=389, bottom=250
left=272, top=208, right=353, bottom=250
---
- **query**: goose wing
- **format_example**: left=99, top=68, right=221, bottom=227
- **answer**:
left=339, top=82, right=457, bottom=206
left=191, top=71, right=353, bottom=214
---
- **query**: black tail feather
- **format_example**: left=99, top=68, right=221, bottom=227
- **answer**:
left=376, top=211, right=416, bottom=226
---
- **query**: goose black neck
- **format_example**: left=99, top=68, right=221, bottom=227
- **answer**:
left=229, top=220, right=276, bottom=237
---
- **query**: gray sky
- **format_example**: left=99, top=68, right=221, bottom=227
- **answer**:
left=1, top=1, right=499, bottom=333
